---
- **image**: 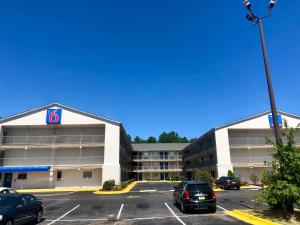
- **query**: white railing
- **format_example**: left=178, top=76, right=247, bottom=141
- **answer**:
left=133, top=165, right=182, bottom=171
left=229, top=137, right=300, bottom=147
left=231, top=156, right=273, bottom=166
left=2, top=156, right=104, bottom=166
left=133, top=155, right=182, bottom=160
left=1, top=135, right=105, bottom=146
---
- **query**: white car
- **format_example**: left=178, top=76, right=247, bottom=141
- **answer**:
left=0, top=187, right=17, bottom=194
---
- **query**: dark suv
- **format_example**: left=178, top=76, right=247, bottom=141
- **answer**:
left=215, top=176, right=241, bottom=190
left=173, top=181, right=216, bottom=213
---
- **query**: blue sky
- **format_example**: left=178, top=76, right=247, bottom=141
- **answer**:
left=0, top=1, right=299, bottom=139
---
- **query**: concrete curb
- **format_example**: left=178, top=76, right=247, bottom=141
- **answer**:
left=17, top=187, right=99, bottom=193
left=226, top=210, right=280, bottom=225
left=94, top=181, right=137, bottom=195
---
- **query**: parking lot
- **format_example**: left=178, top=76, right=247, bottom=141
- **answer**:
left=37, top=182, right=262, bottom=225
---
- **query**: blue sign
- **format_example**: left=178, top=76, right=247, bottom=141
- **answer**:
left=268, top=114, right=283, bottom=127
left=46, top=109, right=62, bottom=125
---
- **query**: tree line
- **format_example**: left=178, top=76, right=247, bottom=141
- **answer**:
left=127, top=131, right=197, bottom=144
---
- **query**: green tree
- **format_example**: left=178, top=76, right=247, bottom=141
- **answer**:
left=257, top=123, right=300, bottom=214
left=193, top=169, right=215, bottom=186
left=227, top=170, right=235, bottom=177
left=133, top=136, right=145, bottom=143
left=190, top=138, right=198, bottom=143
left=158, top=131, right=189, bottom=143
left=146, top=136, right=157, bottom=143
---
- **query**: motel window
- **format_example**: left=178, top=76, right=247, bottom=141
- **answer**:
left=83, top=171, right=92, bottom=179
left=209, top=154, right=214, bottom=160
left=17, top=173, right=27, bottom=180
left=57, top=171, right=62, bottom=181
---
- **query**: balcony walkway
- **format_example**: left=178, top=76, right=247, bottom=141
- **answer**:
left=0, top=135, right=105, bottom=148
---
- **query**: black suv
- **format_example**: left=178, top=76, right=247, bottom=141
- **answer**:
left=173, top=181, right=216, bottom=213
left=215, top=176, right=241, bottom=190
left=0, top=193, right=43, bottom=225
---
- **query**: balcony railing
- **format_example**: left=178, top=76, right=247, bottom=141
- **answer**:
left=2, top=156, right=104, bottom=166
left=133, top=165, right=182, bottom=171
left=229, top=137, right=300, bottom=147
left=133, top=155, right=182, bottom=161
left=231, top=156, right=273, bottom=167
left=1, top=135, right=105, bottom=147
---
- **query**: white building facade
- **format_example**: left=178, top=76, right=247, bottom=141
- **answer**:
left=132, top=143, right=188, bottom=181
left=0, top=103, right=132, bottom=189
left=183, top=111, right=300, bottom=183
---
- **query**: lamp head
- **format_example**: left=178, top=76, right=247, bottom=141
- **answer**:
left=246, top=12, right=256, bottom=22
left=243, top=0, right=252, bottom=10
left=269, top=0, right=277, bottom=10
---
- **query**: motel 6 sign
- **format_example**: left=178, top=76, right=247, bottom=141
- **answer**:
left=46, top=109, right=62, bottom=125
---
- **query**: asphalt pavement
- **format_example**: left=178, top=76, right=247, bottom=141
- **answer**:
left=35, top=182, right=263, bottom=225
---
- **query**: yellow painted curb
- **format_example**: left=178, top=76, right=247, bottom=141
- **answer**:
left=213, top=188, right=223, bottom=192
left=240, top=185, right=262, bottom=189
left=138, top=181, right=181, bottom=183
left=17, top=187, right=99, bottom=193
left=94, top=181, right=137, bottom=195
left=226, top=210, right=280, bottom=225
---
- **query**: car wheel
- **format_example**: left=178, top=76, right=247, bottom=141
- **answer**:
left=36, top=210, right=43, bottom=223
left=5, top=220, right=13, bottom=225
left=209, top=207, right=217, bottom=213
left=237, top=187, right=240, bottom=190
left=181, top=201, right=187, bottom=213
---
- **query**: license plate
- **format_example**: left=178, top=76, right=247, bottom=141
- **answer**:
left=198, top=196, right=205, bottom=200
left=232, top=182, right=236, bottom=184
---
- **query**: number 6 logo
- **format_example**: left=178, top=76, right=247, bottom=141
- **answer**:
left=46, top=109, right=62, bottom=124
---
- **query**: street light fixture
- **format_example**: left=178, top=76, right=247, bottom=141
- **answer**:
left=242, top=1, right=282, bottom=145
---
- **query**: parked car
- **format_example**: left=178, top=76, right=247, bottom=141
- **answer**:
left=0, top=188, right=17, bottom=195
left=0, top=193, right=43, bottom=225
left=215, top=176, right=241, bottom=190
left=173, top=181, right=216, bottom=213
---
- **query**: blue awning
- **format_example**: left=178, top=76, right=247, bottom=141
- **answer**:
left=0, top=166, right=50, bottom=173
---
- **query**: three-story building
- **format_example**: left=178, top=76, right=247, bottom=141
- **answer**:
left=183, top=111, right=300, bottom=183
left=132, top=143, right=189, bottom=181
left=0, top=103, right=132, bottom=189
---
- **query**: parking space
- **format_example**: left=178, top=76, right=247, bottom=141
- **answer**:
left=36, top=183, right=260, bottom=225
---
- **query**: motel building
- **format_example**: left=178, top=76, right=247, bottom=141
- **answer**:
left=132, top=143, right=188, bottom=181
left=183, top=111, right=300, bottom=183
left=0, top=103, right=132, bottom=189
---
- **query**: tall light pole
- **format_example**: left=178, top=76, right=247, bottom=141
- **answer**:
left=243, top=0, right=282, bottom=145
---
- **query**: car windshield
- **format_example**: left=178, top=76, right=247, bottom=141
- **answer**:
left=187, top=184, right=211, bottom=192
left=0, top=197, right=17, bottom=208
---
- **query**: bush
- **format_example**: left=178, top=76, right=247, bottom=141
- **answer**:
left=227, top=170, right=235, bottom=177
left=257, top=123, right=300, bottom=214
left=102, top=180, right=116, bottom=191
left=193, top=169, right=215, bottom=186
left=240, top=180, right=248, bottom=186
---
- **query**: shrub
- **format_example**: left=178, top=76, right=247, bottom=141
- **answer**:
left=257, top=123, right=300, bottom=214
left=193, top=169, right=215, bottom=186
left=227, top=170, right=235, bottom=177
left=102, top=180, right=116, bottom=191
left=240, top=180, right=248, bottom=186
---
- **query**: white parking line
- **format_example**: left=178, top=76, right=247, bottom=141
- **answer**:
left=217, top=205, right=229, bottom=212
left=164, top=202, right=186, bottom=225
left=47, top=205, right=80, bottom=225
left=117, top=204, right=124, bottom=220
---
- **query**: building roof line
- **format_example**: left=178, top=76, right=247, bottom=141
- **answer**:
left=0, top=102, right=121, bottom=126
left=215, top=110, right=300, bottom=130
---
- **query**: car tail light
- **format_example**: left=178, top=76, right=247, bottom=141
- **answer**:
left=184, top=191, right=190, bottom=200
left=211, top=189, right=216, bottom=200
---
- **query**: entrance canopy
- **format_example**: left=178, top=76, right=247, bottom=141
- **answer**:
left=0, top=166, right=50, bottom=173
